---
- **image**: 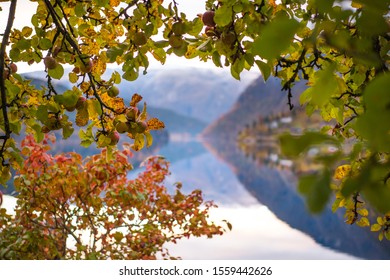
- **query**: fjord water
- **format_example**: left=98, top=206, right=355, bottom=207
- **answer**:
left=123, top=68, right=390, bottom=259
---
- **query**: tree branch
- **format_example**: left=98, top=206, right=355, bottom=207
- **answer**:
left=0, top=0, right=18, bottom=164
left=43, top=0, right=116, bottom=132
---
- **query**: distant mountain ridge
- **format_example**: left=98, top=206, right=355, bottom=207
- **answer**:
left=23, top=67, right=257, bottom=123
left=115, top=67, right=256, bottom=123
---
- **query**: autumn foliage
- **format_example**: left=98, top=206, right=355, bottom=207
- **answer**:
left=0, top=135, right=226, bottom=259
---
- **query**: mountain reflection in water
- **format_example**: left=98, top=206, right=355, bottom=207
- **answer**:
left=128, top=134, right=390, bottom=260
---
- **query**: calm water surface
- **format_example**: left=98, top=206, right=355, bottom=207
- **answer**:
left=130, top=137, right=382, bottom=260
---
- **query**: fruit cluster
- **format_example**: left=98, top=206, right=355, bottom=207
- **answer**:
left=114, top=106, right=147, bottom=135
left=201, top=10, right=237, bottom=50
left=2, top=62, right=18, bottom=79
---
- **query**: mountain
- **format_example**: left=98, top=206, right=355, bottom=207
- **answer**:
left=22, top=67, right=256, bottom=124
left=203, top=76, right=390, bottom=259
left=113, top=67, right=256, bottom=123
left=203, top=76, right=305, bottom=141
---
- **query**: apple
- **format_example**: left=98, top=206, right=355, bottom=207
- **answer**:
left=222, top=32, right=236, bottom=47
left=126, top=107, right=139, bottom=122
left=133, top=32, right=147, bottom=46
left=76, top=96, right=87, bottom=109
left=135, top=121, right=147, bottom=133
left=115, top=121, right=130, bottom=134
left=172, top=22, right=186, bottom=35
left=169, top=35, right=184, bottom=48
left=202, top=11, right=216, bottom=27
left=80, top=59, right=93, bottom=73
left=44, top=56, right=57, bottom=70
left=108, top=131, right=120, bottom=145
left=2, top=68, right=10, bottom=79
left=9, top=63, right=18, bottom=73
left=107, top=86, right=120, bottom=97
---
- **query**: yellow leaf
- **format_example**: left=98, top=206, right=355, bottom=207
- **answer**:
left=333, top=164, right=351, bottom=180
left=371, top=223, right=382, bottom=232
left=356, top=217, right=370, bottom=227
left=109, top=0, right=120, bottom=7
left=76, top=107, right=89, bottom=127
left=358, top=208, right=369, bottom=217
left=147, top=118, right=165, bottom=130
left=130, top=93, right=143, bottom=107
left=69, top=72, right=78, bottom=84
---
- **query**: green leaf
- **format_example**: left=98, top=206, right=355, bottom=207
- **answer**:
left=356, top=6, right=389, bottom=36
left=279, top=131, right=339, bottom=158
left=69, top=72, right=78, bottom=84
left=112, top=71, right=121, bottom=84
left=36, top=105, right=48, bottom=123
left=79, top=125, right=94, bottom=147
left=62, top=123, right=74, bottom=139
left=298, top=170, right=332, bottom=213
left=48, top=63, right=64, bottom=80
left=363, top=182, right=390, bottom=213
left=153, top=40, right=169, bottom=48
left=255, top=60, right=271, bottom=81
left=39, top=38, right=52, bottom=50
left=151, top=48, right=166, bottom=64
left=122, top=68, right=139, bottom=81
left=303, top=65, right=338, bottom=107
left=31, top=123, right=44, bottom=143
left=212, top=51, right=223, bottom=68
left=9, top=120, right=21, bottom=135
left=55, top=90, right=79, bottom=108
left=188, top=18, right=204, bottom=36
left=214, top=5, right=233, bottom=27
left=106, top=46, right=124, bottom=63
left=252, top=17, right=300, bottom=60
left=356, top=73, right=390, bottom=152
left=5, top=80, right=21, bottom=97
left=75, top=2, right=86, bottom=17
left=230, top=58, right=245, bottom=80
left=16, top=38, right=31, bottom=50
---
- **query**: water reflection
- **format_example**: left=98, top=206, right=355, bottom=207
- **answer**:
left=167, top=205, right=355, bottom=260
left=129, top=135, right=390, bottom=259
